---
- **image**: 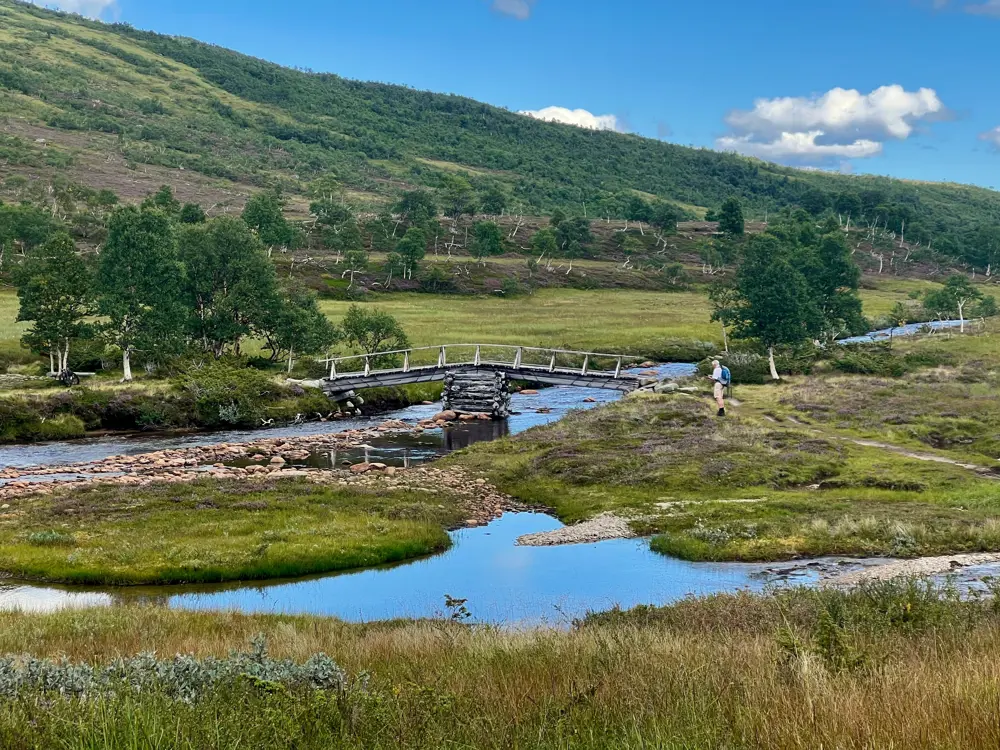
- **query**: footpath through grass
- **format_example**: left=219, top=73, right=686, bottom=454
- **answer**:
left=0, top=478, right=460, bottom=585
left=0, top=581, right=997, bottom=748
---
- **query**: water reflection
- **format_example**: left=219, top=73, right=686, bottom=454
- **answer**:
left=0, top=514, right=815, bottom=625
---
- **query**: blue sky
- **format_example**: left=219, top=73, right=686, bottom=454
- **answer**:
left=37, top=0, right=1000, bottom=189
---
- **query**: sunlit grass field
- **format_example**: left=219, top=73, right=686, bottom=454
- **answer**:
left=320, top=289, right=719, bottom=352
left=0, top=278, right=948, bottom=363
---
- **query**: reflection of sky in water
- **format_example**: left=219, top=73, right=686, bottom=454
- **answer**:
left=0, top=584, right=112, bottom=613
left=0, top=514, right=796, bottom=625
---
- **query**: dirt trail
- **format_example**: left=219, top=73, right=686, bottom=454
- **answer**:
left=779, top=415, right=1000, bottom=478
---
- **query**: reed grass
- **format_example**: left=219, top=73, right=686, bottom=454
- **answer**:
left=0, top=581, right=998, bottom=748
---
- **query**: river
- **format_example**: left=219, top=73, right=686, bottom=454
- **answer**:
left=0, top=329, right=971, bottom=623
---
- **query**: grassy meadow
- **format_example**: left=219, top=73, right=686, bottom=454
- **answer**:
left=0, top=478, right=460, bottom=585
left=0, top=581, right=998, bottom=748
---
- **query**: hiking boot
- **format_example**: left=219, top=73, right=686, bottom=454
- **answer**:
left=717, top=408, right=726, bottom=417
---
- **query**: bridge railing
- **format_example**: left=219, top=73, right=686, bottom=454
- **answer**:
left=316, top=344, right=645, bottom=380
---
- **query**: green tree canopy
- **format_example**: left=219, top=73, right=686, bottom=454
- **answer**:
left=259, top=284, right=340, bottom=371
left=342, top=305, right=409, bottom=362
left=718, top=198, right=745, bottom=236
left=179, top=203, right=207, bottom=224
left=555, top=217, right=594, bottom=258
left=394, top=189, right=438, bottom=226
left=395, top=227, right=427, bottom=278
left=479, top=185, right=508, bottom=216
left=95, top=207, right=185, bottom=381
left=471, top=221, right=504, bottom=262
left=924, top=275, right=983, bottom=332
left=14, top=233, right=93, bottom=372
left=178, top=216, right=278, bottom=356
left=141, top=185, right=181, bottom=216
left=439, top=175, right=477, bottom=220
left=727, top=234, right=823, bottom=379
left=242, top=192, right=295, bottom=250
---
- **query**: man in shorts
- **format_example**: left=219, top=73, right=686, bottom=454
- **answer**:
left=709, top=359, right=728, bottom=417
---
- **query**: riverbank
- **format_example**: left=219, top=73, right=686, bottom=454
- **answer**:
left=0, top=466, right=518, bottom=585
left=455, top=383, right=1000, bottom=561
left=0, top=580, right=994, bottom=749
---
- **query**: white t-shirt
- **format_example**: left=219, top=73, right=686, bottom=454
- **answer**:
left=712, top=366, right=723, bottom=383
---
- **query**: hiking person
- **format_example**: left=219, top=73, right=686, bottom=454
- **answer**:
left=709, top=359, right=731, bottom=417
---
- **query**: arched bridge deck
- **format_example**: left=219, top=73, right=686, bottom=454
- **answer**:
left=317, top=345, right=649, bottom=396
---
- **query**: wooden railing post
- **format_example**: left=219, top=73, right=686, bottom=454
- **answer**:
left=549, top=353, right=556, bottom=372
left=403, top=351, right=410, bottom=372
left=364, top=356, right=371, bottom=377
left=329, top=359, right=337, bottom=379
left=614, top=357, right=622, bottom=378
left=581, top=355, right=589, bottom=376
left=438, top=347, right=446, bottom=368
left=474, top=345, right=481, bottom=366
left=514, top=347, right=522, bottom=369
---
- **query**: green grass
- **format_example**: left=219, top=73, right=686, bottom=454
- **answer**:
left=454, top=388, right=1000, bottom=561
left=858, top=277, right=943, bottom=318
left=0, top=289, right=25, bottom=343
left=0, top=582, right=998, bottom=747
left=749, top=322, right=1000, bottom=463
left=0, top=478, right=462, bottom=585
left=320, top=289, right=720, bottom=356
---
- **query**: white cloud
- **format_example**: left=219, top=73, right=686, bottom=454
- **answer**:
left=717, top=131, right=883, bottom=160
left=980, top=127, right=1000, bottom=149
left=964, top=0, right=1000, bottom=15
left=491, top=0, right=535, bottom=20
left=27, top=0, right=116, bottom=18
left=519, top=106, right=623, bottom=132
left=717, top=85, right=945, bottom=165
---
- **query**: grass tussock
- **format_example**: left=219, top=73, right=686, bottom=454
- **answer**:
left=0, top=582, right=999, bottom=747
left=0, top=479, right=462, bottom=585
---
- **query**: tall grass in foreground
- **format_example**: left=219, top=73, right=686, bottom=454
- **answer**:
left=1, top=581, right=1000, bottom=747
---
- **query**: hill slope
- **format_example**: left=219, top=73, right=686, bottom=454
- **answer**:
left=1, top=0, right=1000, bottom=251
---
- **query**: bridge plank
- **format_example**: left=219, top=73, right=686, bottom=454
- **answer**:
left=322, top=364, right=642, bottom=396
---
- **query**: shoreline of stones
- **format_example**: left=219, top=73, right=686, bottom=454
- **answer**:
left=0, top=413, right=531, bottom=527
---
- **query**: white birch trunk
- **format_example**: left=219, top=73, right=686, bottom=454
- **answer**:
left=122, top=348, right=133, bottom=382
left=768, top=347, right=780, bottom=381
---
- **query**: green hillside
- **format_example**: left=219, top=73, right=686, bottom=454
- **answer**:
left=1, top=0, right=999, bottom=265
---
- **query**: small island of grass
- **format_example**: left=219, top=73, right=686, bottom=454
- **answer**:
left=0, top=478, right=464, bottom=586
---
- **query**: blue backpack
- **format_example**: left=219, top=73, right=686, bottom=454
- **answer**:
left=720, top=366, right=732, bottom=387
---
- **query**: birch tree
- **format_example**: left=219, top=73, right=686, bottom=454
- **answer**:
left=14, top=233, right=92, bottom=373
left=95, top=207, right=184, bottom=382
left=730, top=235, right=822, bottom=380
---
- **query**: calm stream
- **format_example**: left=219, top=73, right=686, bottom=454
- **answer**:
left=0, top=339, right=959, bottom=623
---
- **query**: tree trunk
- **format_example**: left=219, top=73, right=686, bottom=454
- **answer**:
left=768, top=347, right=780, bottom=381
left=721, top=324, right=729, bottom=354
left=49, top=349, right=55, bottom=374
left=287, top=347, right=295, bottom=374
left=122, top=348, right=133, bottom=382
left=958, top=301, right=966, bottom=334
left=61, top=339, right=70, bottom=372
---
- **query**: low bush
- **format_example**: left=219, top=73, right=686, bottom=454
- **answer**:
left=832, top=345, right=906, bottom=377
left=180, top=361, right=283, bottom=427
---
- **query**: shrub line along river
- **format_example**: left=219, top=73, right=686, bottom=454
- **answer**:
left=0, top=322, right=977, bottom=625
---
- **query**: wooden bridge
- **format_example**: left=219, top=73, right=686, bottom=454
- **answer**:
left=317, top=345, right=651, bottom=416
